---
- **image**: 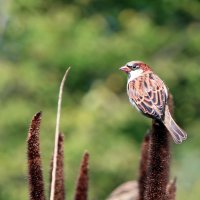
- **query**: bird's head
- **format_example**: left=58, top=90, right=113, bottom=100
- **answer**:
left=119, top=61, right=151, bottom=75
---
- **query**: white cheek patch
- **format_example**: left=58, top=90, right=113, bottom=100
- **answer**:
left=128, top=69, right=143, bottom=82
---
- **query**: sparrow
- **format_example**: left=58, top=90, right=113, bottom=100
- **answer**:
left=120, top=61, right=187, bottom=144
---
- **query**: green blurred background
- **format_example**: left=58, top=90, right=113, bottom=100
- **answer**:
left=0, top=0, right=200, bottom=199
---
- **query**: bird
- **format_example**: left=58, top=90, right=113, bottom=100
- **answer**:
left=119, top=61, right=187, bottom=144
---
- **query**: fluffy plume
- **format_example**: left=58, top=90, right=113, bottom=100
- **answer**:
left=137, top=133, right=150, bottom=200
left=166, top=178, right=176, bottom=200
left=49, top=133, right=65, bottom=200
left=27, top=112, right=46, bottom=200
left=74, top=152, right=90, bottom=200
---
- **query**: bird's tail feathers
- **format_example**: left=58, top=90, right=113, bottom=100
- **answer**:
left=164, top=106, right=187, bottom=144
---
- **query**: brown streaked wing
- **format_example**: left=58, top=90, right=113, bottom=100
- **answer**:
left=128, top=73, right=167, bottom=120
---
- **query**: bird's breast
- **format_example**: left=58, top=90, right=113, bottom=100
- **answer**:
left=128, top=97, right=141, bottom=112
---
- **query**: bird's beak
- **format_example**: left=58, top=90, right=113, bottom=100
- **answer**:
left=119, top=66, right=131, bottom=73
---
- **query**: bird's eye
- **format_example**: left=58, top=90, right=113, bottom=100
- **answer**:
left=126, top=63, right=138, bottom=70
left=132, top=65, right=137, bottom=69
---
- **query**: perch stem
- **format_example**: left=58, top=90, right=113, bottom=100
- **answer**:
left=144, top=94, right=173, bottom=200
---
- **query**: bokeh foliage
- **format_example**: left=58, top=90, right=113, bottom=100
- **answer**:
left=0, top=0, right=200, bottom=199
